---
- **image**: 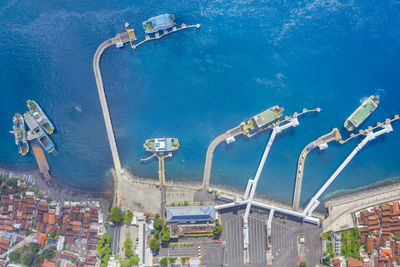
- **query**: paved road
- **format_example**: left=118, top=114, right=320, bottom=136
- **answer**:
left=111, top=224, right=121, bottom=255
left=223, top=212, right=244, bottom=266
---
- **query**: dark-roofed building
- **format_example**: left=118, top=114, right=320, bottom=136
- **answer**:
left=166, top=205, right=216, bottom=224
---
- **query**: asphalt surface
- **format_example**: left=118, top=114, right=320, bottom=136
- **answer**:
left=271, top=215, right=322, bottom=267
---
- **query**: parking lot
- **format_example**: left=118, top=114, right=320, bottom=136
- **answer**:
left=271, top=215, right=322, bottom=267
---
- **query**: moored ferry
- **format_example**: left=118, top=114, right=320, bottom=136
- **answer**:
left=27, top=100, right=54, bottom=135
left=247, top=106, right=284, bottom=130
left=142, top=14, right=176, bottom=34
left=344, top=96, right=379, bottom=131
left=144, top=138, right=180, bottom=153
left=23, top=112, right=54, bottom=153
left=12, top=113, right=29, bottom=156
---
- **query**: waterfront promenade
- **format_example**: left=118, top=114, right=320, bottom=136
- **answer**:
left=323, top=181, right=400, bottom=231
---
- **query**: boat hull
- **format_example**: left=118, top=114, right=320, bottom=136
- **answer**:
left=344, top=96, right=379, bottom=131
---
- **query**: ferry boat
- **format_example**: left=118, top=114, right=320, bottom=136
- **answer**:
left=344, top=96, right=379, bottom=131
left=247, top=106, right=284, bottom=130
left=144, top=138, right=180, bottom=153
left=23, top=112, right=54, bottom=153
left=142, top=14, right=176, bottom=34
left=11, top=113, right=29, bottom=156
left=27, top=100, right=54, bottom=135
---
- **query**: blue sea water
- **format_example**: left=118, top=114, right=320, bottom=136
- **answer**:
left=1, top=0, right=400, bottom=205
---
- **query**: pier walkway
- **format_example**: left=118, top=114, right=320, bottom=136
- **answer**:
left=201, top=124, right=245, bottom=192
left=292, top=128, right=342, bottom=211
left=202, top=108, right=320, bottom=192
left=93, top=23, right=200, bottom=202
left=303, top=115, right=399, bottom=217
left=31, top=144, right=52, bottom=181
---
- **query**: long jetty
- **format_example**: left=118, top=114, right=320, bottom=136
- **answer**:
left=93, top=23, right=200, bottom=198
left=292, top=128, right=342, bottom=211
left=31, top=144, right=52, bottom=181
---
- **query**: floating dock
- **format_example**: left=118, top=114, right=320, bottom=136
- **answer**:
left=292, top=128, right=342, bottom=211
left=31, top=144, right=52, bottom=181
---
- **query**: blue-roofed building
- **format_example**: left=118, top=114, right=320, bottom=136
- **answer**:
left=166, top=205, right=216, bottom=224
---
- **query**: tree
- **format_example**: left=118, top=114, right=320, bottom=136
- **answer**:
left=125, top=246, right=133, bottom=258
left=124, top=211, right=133, bottom=223
left=23, top=254, right=34, bottom=266
left=130, top=255, right=139, bottom=265
left=161, top=229, right=170, bottom=242
left=153, top=219, right=163, bottom=230
left=121, top=260, right=131, bottom=267
left=124, top=238, right=132, bottom=247
left=159, top=257, right=168, bottom=267
left=364, top=243, right=370, bottom=254
left=300, top=262, right=307, bottom=267
left=8, top=251, right=20, bottom=262
left=213, top=225, right=222, bottom=237
left=184, top=201, right=189, bottom=206
left=181, top=257, right=189, bottom=264
left=150, top=238, right=160, bottom=252
left=168, top=257, right=176, bottom=263
left=43, top=247, right=56, bottom=259
left=48, top=231, right=57, bottom=240
left=110, top=207, right=124, bottom=224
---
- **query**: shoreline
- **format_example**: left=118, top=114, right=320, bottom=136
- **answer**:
left=323, top=176, right=400, bottom=204
left=0, top=167, right=113, bottom=213
left=3, top=165, right=399, bottom=219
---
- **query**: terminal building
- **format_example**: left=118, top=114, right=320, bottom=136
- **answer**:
left=165, top=206, right=217, bottom=238
left=165, top=205, right=216, bottom=224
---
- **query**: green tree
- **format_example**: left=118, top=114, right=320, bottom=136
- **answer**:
left=161, top=229, right=171, bottom=242
left=121, top=259, right=131, bottom=267
left=181, top=257, right=189, bottom=264
left=8, top=251, right=20, bottom=262
left=364, top=243, right=370, bottom=253
left=150, top=238, right=160, bottom=252
left=48, top=231, right=57, bottom=240
left=184, top=201, right=189, bottom=206
left=23, top=254, right=34, bottom=266
left=124, top=238, right=132, bottom=247
left=153, top=219, right=163, bottom=230
left=153, top=230, right=159, bottom=238
left=97, top=235, right=111, bottom=266
left=213, top=225, right=222, bottom=237
left=110, top=207, right=124, bottom=224
left=168, top=257, right=176, bottom=263
left=300, top=262, right=307, bottom=267
left=130, top=255, right=139, bottom=265
left=43, top=247, right=56, bottom=259
left=159, top=258, right=168, bottom=267
left=125, top=246, right=133, bottom=258
left=124, top=211, right=133, bottom=223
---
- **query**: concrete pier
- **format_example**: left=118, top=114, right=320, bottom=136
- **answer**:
left=31, top=144, right=52, bottom=181
left=292, top=128, right=342, bottom=211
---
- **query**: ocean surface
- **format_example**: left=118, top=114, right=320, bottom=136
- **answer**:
left=1, top=0, right=400, bottom=205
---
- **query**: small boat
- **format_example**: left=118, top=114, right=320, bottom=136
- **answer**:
left=344, top=96, right=379, bottom=131
left=23, top=112, right=55, bottom=153
left=12, top=113, right=29, bottom=156
left=142, top=14, right=176, bottom=34
left=144, top=138, right=180, bottom=153
left=27, top=100, right=55, bottom=134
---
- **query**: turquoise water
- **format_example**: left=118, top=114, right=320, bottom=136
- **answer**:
left=1, top=0, right=399, bottom=205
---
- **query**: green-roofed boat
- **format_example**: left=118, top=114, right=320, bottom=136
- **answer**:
left=344, top=95, right=379, bottom=131
left=247, top=106, right=284, bottom=130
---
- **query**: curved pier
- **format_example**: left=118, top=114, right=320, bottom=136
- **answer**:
left=201, top=124, right=245, bottom=192
left=202, top=108, right=320, bottom=192
left=292, top=128, right=342, bottom=211
left=93, top=22, right=199, bottom=197
left=93, top=38, right=123, bottom=178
